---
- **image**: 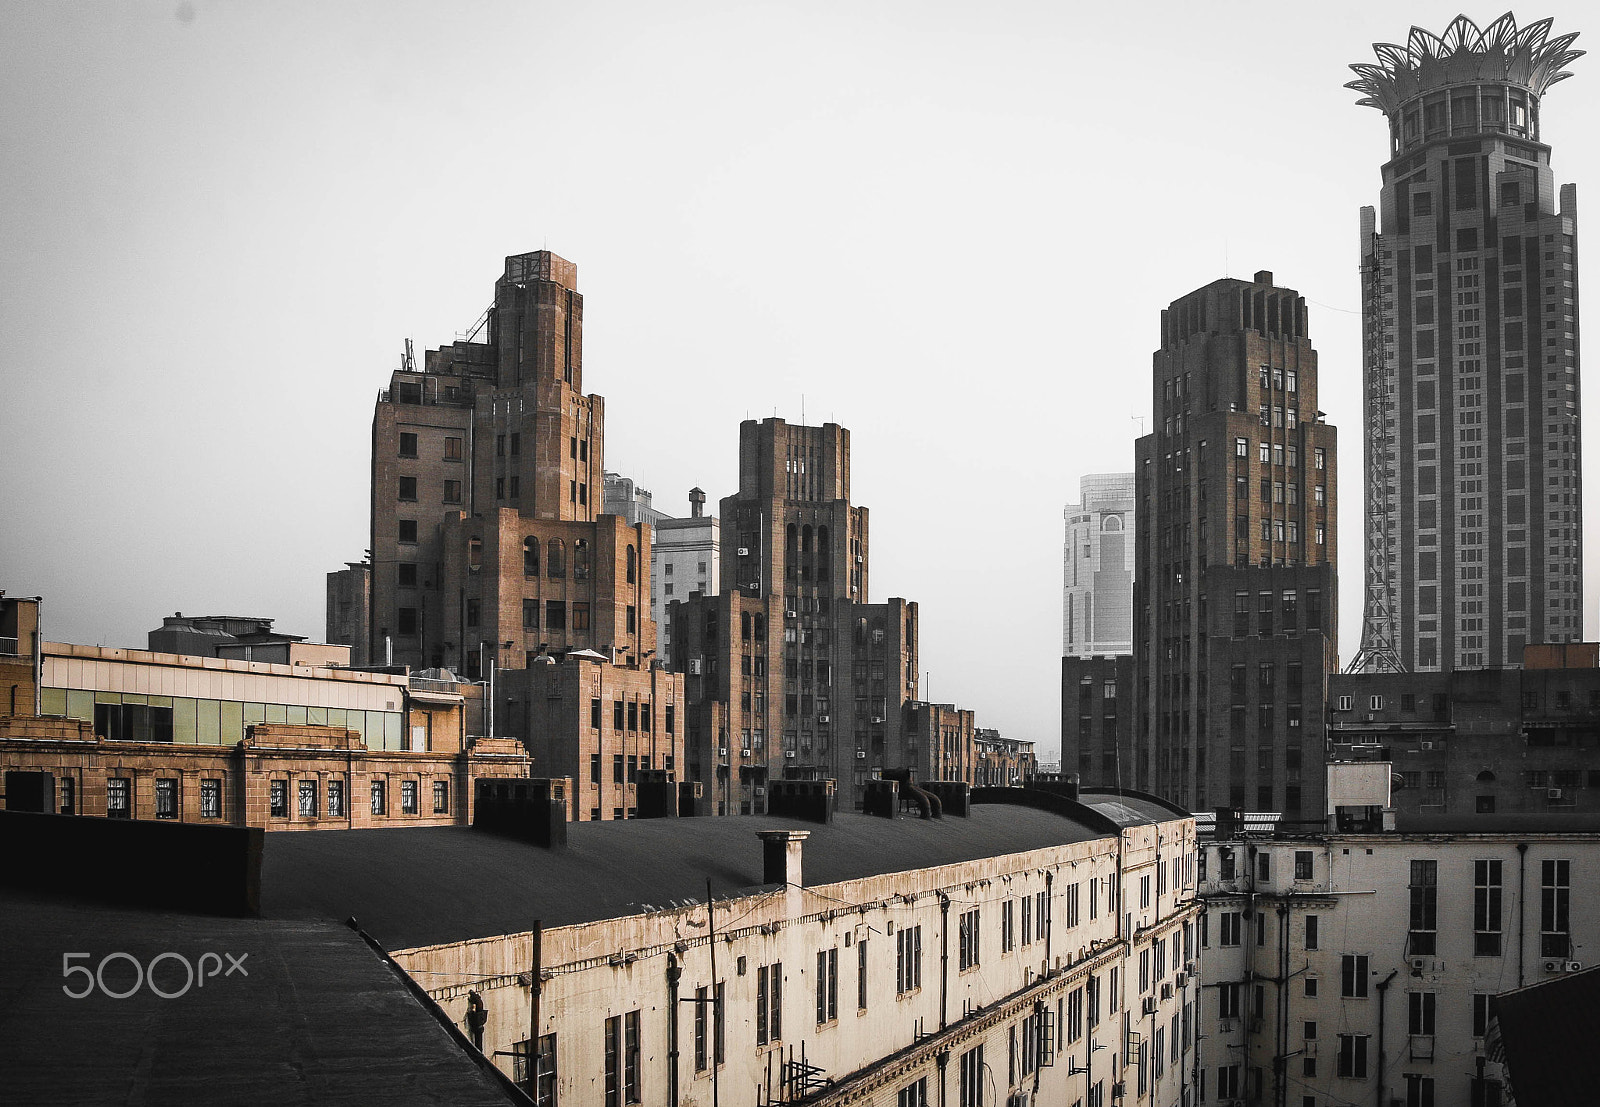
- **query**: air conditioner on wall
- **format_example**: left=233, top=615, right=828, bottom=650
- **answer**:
left=717, top=748, right=728, bottom=757
left=1141, top=997, right=1158, bottom=1014
left=818, top=715, right=830, bottom=723
left=855, top=751, right=867, bottom=759
left=737, top=547, right=750, bottom=557
left=689, top=659, right=703, bottom=674
left=785, top=751, right=796, bottom=758
left=1567, top=961, right=1585, bottom=972
left=1544, top=959, right=1563, bottom=973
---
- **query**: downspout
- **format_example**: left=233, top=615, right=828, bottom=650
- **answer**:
left=530, top=920, right=543, bottom=1097
left=939, top=892, right=951, bottom=1030
left=1276, top=902, right=1290, bottom=1107
left=32, top=598, right=42, bottom=715
left=1375, top=969, right=1399, bottom=1107
left=1517, top=842, right=1529, bottom=987
left=1045, top=869, right=1055, bottom=969
left=666, top=950, right=681, bottom=1107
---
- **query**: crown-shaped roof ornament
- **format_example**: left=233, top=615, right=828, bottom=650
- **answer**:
left=1347, top=12, right=1583, bottom=115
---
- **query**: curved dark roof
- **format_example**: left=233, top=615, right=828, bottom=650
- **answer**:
left=262, top=807, right=1107, bottom=950
left=1078, top=787, right=1193, bottom=827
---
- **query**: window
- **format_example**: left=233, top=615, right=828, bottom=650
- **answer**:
left=1306, top=914, right=1320, bottom=950
left=398, top=476, right=417, bottom=501
left=1338, top=1034, right=1369, bottom=1078
left=1067, top=882, right=1081, bottom=927
left=433, top=780, right=450, bottom=814
left=200, top=778, right=222, bottom=818
left=371, top=779, right=386, bottom=814
left=1220, top=912, right=1242, bottom=946
left=897, top=1079, right=929, bottom=1107
left=1405, top=1073, right=1435, bottom=1107
left=604, top=1011, right=642, bottom=1105
left=546, top=601, right=566, bottom=630
left=398, top=519, right=418, bottom=544
left=523, top=538, right=540, bottom=577
left=514, top=1034, right=557, bottom=1105
left=1409, top=991, right=1436, bottom=1035
left=399, top=781, right=417, bottom=814
left=298, top=780, right=318, bottom=818
left=816, top=948, right=838, bottom=1024
left=270, top=779, right=288, bottom=819
left=959, top=908, right=981, bottom=970
left=897, top=925, right=923, bottom=993
left=327, top=780, right=344, bottom=817
left=1475, top=860, right=1503, bottom=955
left=1342, top=954, right=1369, bottom=998
left=154, top=777, right=178, bottom=819
left=1022, top=894, right=1033, bottom=945
left=1235, top=437, right=1248, bottom=457
left=399, top=432, right=418, bottom=458
left=694, top=986, right=710, bottom=1071
left=1541, top=859, right=1571, bottom=956
left=443, top=479, right=462, bottom=504
left=1473, top=993, right=1492, bottom=1038
left=858, top=940, right=869, bottom=1010
left=1218, top=1063, right=1242, bottom=1097
left=1295, top=851, right=1313, bottom=880
left=444, top=436, right=463, bottom=459
left=959, top=1044, right=983, bottom=1107
left=1409, top=860, right=1438, bottom=955
left=1002, top=899, right=1015, bottom=952
left=757, top=963, right=783, bottom=1045
left=1067, top=985, right=1084, bottom=1043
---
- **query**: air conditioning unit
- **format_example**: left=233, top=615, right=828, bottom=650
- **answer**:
left=1186, top=960, right=1197, bottom=975
left=1174, top=972, right=1187, bottom=988
left=1111, top=1082, right=1126, bottom=1100
left=1160, top=982, right=1173, bottom=1000
left=1567, top=961, right=1585, bottom=972
left=689, top=659, right=703, bottom=674
left=717, top=747, right=728, bottom=757
left=785, top=751, right=796, bottom=758
left=747, top=582, right=760, bottom=592
left=1548, top=788, right=1565, bottom=800
left=855, top=555, right=864, bottom=563
left=1141, top=997, right=1158, bottom=1014
left=1218, top=1018, right=1238, bottom=1032
left=872, top=715, right=884, bottom=724
left=855, top=751, right=867, bottom=759
left=1543, top=959, right=1563, bottom=973
left=737, top=547, right=750, bottom=557
left=818, top=715, right=830, bottom=723
left=754, top=786, right=766, bottom=796
left=1007, top=1094, right=1030, bottom=1107
left=1410, top=957, right=1428, bottom=972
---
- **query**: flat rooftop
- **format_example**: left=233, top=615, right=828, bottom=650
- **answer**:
left=0, top=890, right=519, bottom=1106
left=262, top=806, right=1110, bottom=950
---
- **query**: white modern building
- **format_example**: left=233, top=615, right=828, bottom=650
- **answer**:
left=1064, top=473, right=1135, bottom=656
left=602, top=476, right=721, bottom=665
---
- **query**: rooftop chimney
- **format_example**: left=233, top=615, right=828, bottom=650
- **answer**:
left=689, top=487, right=706, bottom=518
left=758, top=829, right=809, bottom=887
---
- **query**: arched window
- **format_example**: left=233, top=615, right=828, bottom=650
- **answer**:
left=741, top=612, right=752, bottom=640
left=523, top=537, right=539, bottom=578
left=1476, top=770, right=1496, bottom=783
left=1104, top=515, right=1124, bottom=532
left=816, top=526, right=831, bottom=579
left=626, top=544, right=637, bottom=584
left=574, top=539, right=591, bottom=581
left=786, top=524, right=797, bottom=552
left=468, top=536, right=482, bottom=571
left=801, top=524, right=813, bottom=553
left=547, top=538, right=565, bottom=579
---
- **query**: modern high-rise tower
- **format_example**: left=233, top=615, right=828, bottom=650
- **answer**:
left=1134, top=273, right=1339, bottom=820
left=1348, top=14, right=1584, bottom=672
left=1063, top=473, right=1135, bottom=656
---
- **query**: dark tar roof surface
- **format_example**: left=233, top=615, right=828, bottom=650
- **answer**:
left=262, top=806, right=1113, bottom=950
left=0, top=890, right=519, bottom=1107
left=1493, top=964, right=1600, bottom=1107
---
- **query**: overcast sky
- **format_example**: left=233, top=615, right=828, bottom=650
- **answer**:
left=3, top=2, right=1595, bottom=761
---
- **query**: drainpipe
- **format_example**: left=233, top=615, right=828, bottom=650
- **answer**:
left=1375, top=969, right=1399, bottom=1107
left=1045, top=870, right=1055, bottom=970
left=1517, top=842, right=1529, bottom=987
left=1276, top=902, right=1290, bottom=1107
left=939, top=892, right=951, bottom=1030
left=32, top=597, right=42, bottom=715
left=666, top=950, right=681, bottom=1107
left=529, top=920, right=543, bottom=1098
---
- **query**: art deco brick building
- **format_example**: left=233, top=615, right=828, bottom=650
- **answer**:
left=669, top=419, right=920, bottom=815
left=1134, top=273, right=1339, bottom=822
left=368, top=251, right=654, bottom=675
left=356, top=252, right=685, bottom=816
left=1348, top=14, right=1584, bottom=672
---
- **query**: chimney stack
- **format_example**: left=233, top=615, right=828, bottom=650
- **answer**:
left=758, top=829, right=809, bottom=887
